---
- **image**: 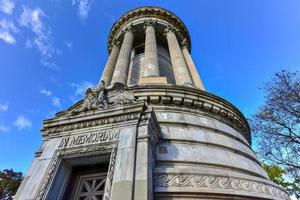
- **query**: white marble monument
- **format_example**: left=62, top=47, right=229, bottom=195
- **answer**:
left=15, top=6, right=289, bottom=200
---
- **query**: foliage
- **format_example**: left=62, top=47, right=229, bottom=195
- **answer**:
left=250, top=70, right=300, bottom=198
left=263, top=163, right=286, bottom=185
left=251, top=70, right=300, bottom=177
left=0, top=169, right=23, bottom=200
left=263, top=164, right=300, bottom=199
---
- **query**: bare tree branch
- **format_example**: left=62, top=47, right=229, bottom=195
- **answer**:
left=250, top=70, right=300, bottom=179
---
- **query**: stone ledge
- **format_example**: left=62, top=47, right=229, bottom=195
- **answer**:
left=130, top=85, right=251, bottom=142
left=41, top=102, right=146, bottom=137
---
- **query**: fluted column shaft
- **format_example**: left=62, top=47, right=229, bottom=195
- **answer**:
left=165, top=28, right=193, bottom=85
left=143, top=22, right=159, bottom=77
left=182, top=44, right=205, bottom=90
left=100, top=41, right=120, bottom=86
left=111, top=29, right=134, bottom=85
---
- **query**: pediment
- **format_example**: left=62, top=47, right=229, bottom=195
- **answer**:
left=54, top=82, right=137, bottom=118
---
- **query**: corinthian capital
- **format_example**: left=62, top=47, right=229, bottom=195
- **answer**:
left=122, top=24, right=134, bottom=33
left=112, top=40, right=121, bottom=48
left=164, top=25, right=178, bottom=34
left=143, top=19, right=157, bottom=29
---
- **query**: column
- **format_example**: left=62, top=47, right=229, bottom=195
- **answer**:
left=143, top=20, right=159, bottom=77
left=111, top=27, right=134, bottom=85
left=100, top=41, right=120, bottom=86
left=182, top=40, right=205, bottom=90
left=165, top=26, right=193, bottom=85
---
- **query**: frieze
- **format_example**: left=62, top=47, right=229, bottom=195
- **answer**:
left=58, top=129, right=120, bottom=149
left=42, top=113, right=139, bottom=137
left=154, top=174, right=290, bottom=200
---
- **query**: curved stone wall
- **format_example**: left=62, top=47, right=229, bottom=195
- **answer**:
left=131, top=85, right=289, bottom=200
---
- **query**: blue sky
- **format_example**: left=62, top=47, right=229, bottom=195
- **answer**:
left=0, top=0, right=300, bottom=174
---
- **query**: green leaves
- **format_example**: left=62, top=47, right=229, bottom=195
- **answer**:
left=0, top=169, right=23, bottom=200
left=263, top=164, right=299, bottom=199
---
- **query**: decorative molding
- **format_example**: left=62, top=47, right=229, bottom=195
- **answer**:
left=112, top=40, right=121, bottom=48
left=104, top=148, right=117, bottom=200
left=44, top=85, right=249, bottom=141
left=42, top=113, right=139, bottom=137
left=131, top=85, right=251, bottom=139
left=137, top=107, right=160, bottom=146
left=164, top=25, right=179, bottom=35
left=108, top=6, right=191, bottom=52
left=36, top=153, right=61, bottom=200
left=154, top=174, right=290, bottom=200
left=121, top=24, right=134, bottom=33
left=34, top=150, right=42, bottom=158
left=143, top=19, right=157, bottom=28
left=36, top=144, right=116, bottom=200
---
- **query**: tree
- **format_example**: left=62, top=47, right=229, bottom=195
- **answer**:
left=250, top=70, right=300, bottom=198
left=263, top=164, right=300, bottom=199
left=0, top=169, right=23, bottom=200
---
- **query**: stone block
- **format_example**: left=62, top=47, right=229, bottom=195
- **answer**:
left=139, top=76, right=167, bottom=84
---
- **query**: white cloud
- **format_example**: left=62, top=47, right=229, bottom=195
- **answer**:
left=19, top=7, right=45, bottom=36
left=72, top=0, right=93, bottom=19
left=0, top=19, right=18, bottom=45
left=0, top=125, right=9, bottom=132
left=0, top=102, right=9, bottom=111
left=40, top=88, right=52, bottom=96
left=41, top=60, right=58, bottom=69
left=0, top=0, right=14, bottom=14
left=40, top=88, right=61, bottom=107
left=64, top=41, right=72, bottom=48
left=70, top=81, right=94, bottom=102
left=19, top=6, right=59, bottom=68
left=14, top=115, right=32, bottom=130
left=0, top=31, right=15, bottom=44
left=52, top=96, right=61, bottom=107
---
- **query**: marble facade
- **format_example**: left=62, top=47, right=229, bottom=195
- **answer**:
left=15, top=6, right=289, bottom=200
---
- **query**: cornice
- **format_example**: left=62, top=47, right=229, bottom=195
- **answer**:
left=42, top=85, right=251, bottom=143
left=108, top=6, right=191, bottom=52
left=129, top=85, right=251, bottom=142
left=41, top=102, right=146, bottom=138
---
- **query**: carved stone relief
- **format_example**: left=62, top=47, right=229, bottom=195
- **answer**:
left=71, top=82, right=136, bottom=115
left=154, top=174, right=290, bottom=200
left=42, top=113, right=140, bottom=137
left=36, top=144, right=118, bottom=200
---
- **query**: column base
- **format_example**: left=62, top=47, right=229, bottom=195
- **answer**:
left=139, top=76, right=167, bottom=85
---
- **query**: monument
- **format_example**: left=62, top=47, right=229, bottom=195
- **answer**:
left=15, top=6, right=289, bottom=200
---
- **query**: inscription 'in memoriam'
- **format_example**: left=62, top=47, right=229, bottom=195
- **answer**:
left=58, top=130, right=120, bottom=148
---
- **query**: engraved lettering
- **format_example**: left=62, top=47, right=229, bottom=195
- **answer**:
left=58, top=137, right=70, bottom=148
left=58, top=130, right=120, bottom=149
